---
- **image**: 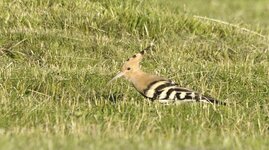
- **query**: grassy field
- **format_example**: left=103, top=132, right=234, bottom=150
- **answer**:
left=0, top=0, right=268, bottom=149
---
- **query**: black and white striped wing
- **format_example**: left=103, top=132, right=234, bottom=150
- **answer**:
left=143, top=80, right=225, bottom=105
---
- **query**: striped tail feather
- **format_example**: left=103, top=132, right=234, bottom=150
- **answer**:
left=173, top=91, right=226, bottom=105
left=200, top=95, right=227, bottom=105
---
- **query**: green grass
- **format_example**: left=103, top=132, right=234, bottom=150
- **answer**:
left=0, top=0, right=268, bottom=149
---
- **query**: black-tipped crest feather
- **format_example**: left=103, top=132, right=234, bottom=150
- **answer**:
left=140, top=44, right=154, bottom=55
left=125, top=45, right=153, bottom=62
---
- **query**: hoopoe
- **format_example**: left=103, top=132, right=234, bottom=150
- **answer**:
left=109, top=45, right=226, bottom=105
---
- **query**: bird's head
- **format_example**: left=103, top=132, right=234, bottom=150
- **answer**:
left=108, top=44, right=154, bottom=83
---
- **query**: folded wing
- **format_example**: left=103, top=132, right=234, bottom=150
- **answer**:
left=143, top=79, right=226, bottom=105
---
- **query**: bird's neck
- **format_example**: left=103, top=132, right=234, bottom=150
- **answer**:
left=127, top=69, right=164, bottom=94
left=128, top=70, right=148, bottom=83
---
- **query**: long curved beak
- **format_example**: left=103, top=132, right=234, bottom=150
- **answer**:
left=107, top=72, right=124, bottom=85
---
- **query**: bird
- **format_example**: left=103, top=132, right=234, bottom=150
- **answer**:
left=108, top=44, right=226, bottom=105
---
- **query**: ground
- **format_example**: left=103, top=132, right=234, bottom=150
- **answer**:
left=0, top=0, right=268, bottom=150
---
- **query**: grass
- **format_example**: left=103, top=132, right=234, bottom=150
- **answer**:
left=0, top=0, right=268, bottom=149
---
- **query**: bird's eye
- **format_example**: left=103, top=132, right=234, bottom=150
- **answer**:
left=127, top=67, right=131, bottom=70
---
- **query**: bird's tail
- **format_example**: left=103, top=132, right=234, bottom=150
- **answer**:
left=201, top=95, right=227, bottom=105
